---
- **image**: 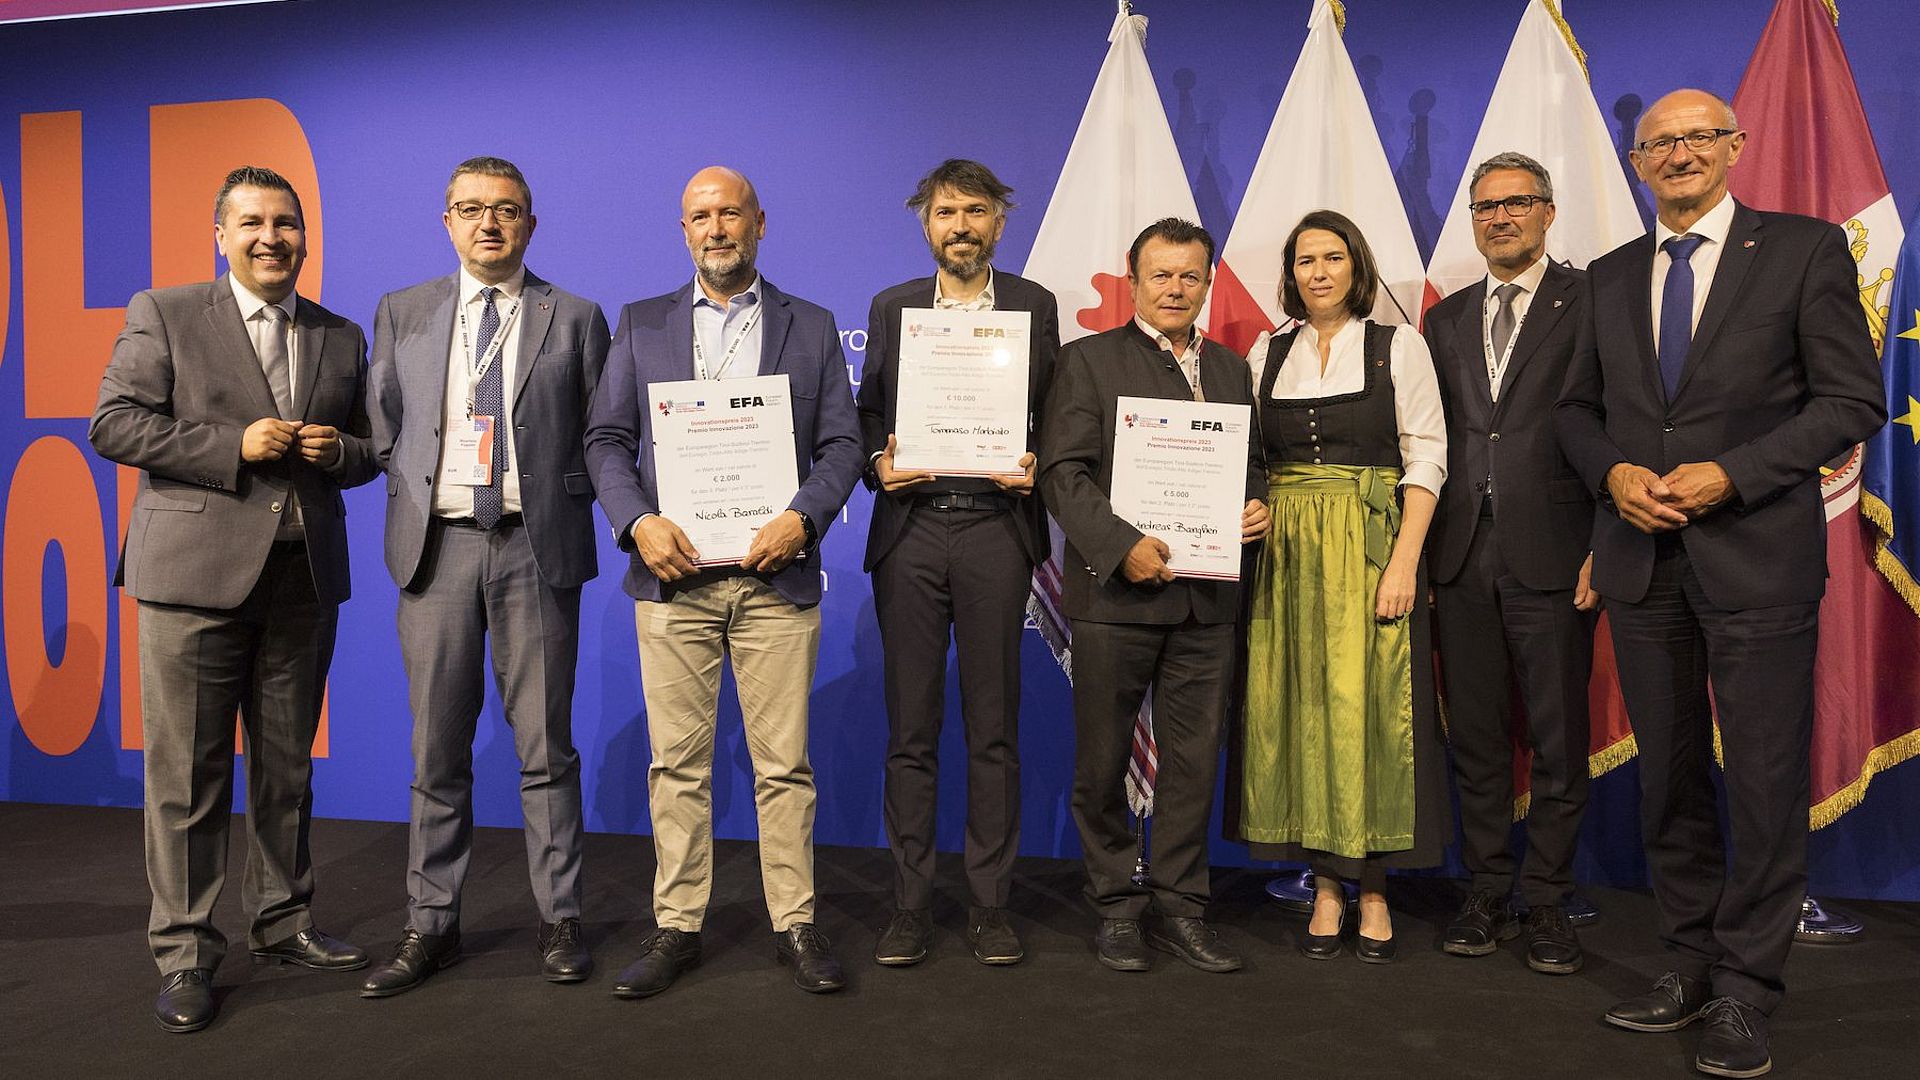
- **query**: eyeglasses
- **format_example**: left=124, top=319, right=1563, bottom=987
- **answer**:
left=1632, top=128, right=1739, bottom=158
left=1468, top=194, right=1550, bottom=221
left=450, top=201, right=525, bottom=223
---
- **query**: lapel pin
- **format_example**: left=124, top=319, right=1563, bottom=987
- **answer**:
left=539, top=302, right=551, bottom=310
left=1743, top=240, right=1756, bottom=248
left=1553, top=299, right=1564, bottom=308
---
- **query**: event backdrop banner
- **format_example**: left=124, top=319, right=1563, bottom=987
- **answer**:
left=3, top=0, right=1918, bottom=899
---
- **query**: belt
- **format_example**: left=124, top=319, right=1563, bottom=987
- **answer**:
left=912, top=492, right=1015, bottom=513
left=439, top=512, right=524, bottom=530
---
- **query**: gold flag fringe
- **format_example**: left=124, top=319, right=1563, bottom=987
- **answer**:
left=1860, top=490, right=1920, bottom=615
left=1821, top=0, right=1841, bottom=29
left=1541, top=0, right=1591, bottom=82
left=1329, top=0, right=1346, bottom=34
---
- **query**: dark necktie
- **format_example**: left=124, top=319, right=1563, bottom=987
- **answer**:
left=471, top=287, right=505, bottom=529
left=1489, top=282, right=1521, bottom=397
left=1658, top=234, right=1706, bottom=400
left=260, top=305, right=292, bottom=417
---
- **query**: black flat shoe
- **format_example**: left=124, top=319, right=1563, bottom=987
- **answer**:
left=539, top=917, right=592, bottom=982
left=1695, top=997, right=1772, bottom=1078
left=1355, top=933, right=1397, bottom=964
left=359, top=927, right=462, bottom=998
left=1298, top=903, right=1345, bottom=961
left=1442, top=889, right=1517, bottom=957
left=1605, top=971, right=1711, bottom=1032
left=251, top=927, right=368, bottom=971
left=1095, top=917, right=1150, bottom=972
left=774, top=923, right=845, bottom=994
left=154, top=968, right=214, bottom=1033
left=612, top=928, right=701, bottom=999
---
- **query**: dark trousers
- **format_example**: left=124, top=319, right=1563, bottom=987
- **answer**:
left=873, top=507, right=1031, bottom=909
left=1434, top=518, right=1594, bottom=907
left=1069, top=617, right=1232, bottom=920
left=1607, top=538, right=1818, bottom=1015
left=397, top=520, right=585, bottom=934
left=139, top=540, right=334, bottom=974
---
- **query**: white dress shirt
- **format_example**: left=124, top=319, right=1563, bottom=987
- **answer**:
left=1248, top=319, right=1448, bottom=496
left=691, top=274, right=764, bottom=381
left=1132, top=314, right=1206, bottom=398
left=1481, top=255, right=1550, bottom=400
left=933, top=267, right=997, bottom=312
left=230, top=275, right=304, bottom=535
left=1651, top=193, right=1737, bottom=348
left=433, top=266, right=526, bottom=517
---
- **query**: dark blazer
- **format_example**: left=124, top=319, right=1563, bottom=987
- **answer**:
left=1426, top=261, right=1591, bottom=591
left=856, top=271, right=1062, bottom=571
left=89, top=275, right=378, bottom=609
left=369, top=269, right=611, bottom=590
left=1038, top=322, right=1263, bottom=626
left=584, top=278, right=863, bottom=606
left=1554, top=201, right=1886, bottom=610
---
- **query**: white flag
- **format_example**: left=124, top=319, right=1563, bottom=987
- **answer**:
left=1425, top=0, right=1643, bottom=304
left=1210, top=0, right=1425, bottom=356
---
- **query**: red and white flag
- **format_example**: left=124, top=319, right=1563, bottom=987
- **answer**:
left=1209, top=0, right=1425, bottom=357
left=1727, top=0, right=1916, bottom=827
left=1022, top=6, right=1203, bottom=817
left=1423, top=1, right=1646, bottom=808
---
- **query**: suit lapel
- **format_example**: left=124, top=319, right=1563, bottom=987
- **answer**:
left=1675, top=204, right=1761, bottom=401
left=1622, top=235, right=1663, bottom=404
left=1492, top=267, right=1575, bottom=422
left=291, top=299, right=325, bottom=418
left=1450, top=280, right=1493, bottom=417
left=669, top=283, right=697, bottom=381
left=205, top=276, right=281, bottom=420
left=756, top=279, right=793, bottom=377
left=513, top=271, right=556, bottom=408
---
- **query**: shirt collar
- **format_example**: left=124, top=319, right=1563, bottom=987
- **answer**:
left=1295, top=316, right=1360, bottom=351
left=460, top=265, right=526, bottom=306
left=1483, top=255, right=1550, bottom=301
left=692, top=273, right=763, bottom=311
left=1133, top=314, right=1203, bottom=361
left=933, top=267, right=996, bottom=308
left=1654, top=194, right=1737, bottom=252
left=229, top=274, right=294, bottom=323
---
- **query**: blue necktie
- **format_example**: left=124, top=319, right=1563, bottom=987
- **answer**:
left=471, top=287, right=505, bottom=529
left=1658, top=234, right=1705, bottom=401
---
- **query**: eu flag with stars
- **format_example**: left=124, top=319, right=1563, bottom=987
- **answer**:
left=1862, top=209, right=1920, bottom=615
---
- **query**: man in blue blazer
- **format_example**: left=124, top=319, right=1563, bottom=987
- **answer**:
left=362, top=157, right=610, bottom=997
left=586, top=166, right=863, bottom=999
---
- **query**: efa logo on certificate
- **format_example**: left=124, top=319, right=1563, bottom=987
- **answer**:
left=657, top=397, right=709, bottom=416
left=1123, top=412, right=1172, bottom=430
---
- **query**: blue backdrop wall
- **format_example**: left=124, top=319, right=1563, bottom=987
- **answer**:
left=3, top=0, right=1918, bottom=900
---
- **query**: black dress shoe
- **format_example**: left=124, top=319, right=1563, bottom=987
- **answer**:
left=612, top=927, right=701, bottom=999
left=874, top=908, right=930, bottom=967
left=1695, top=997, right=1772, bottom=1078
left=359, top=927, right=462, bottom=998
left=1355, top=933, right=1397, bottom=964
left=774, top=923, right=846, bottom=994
left=539, top=917, right=592, bottom=983
left=1299, top=903, right=1345, bottom=961
left=968, top=907, right=1024, bottom=966
left=1605, top=971, right=1711, bottom=1032
left=154, top=968, right=214, bottom=1033
left=1146, top=915, right=1243, bottom=973
left=251, top=927, right=368, bottom=971
left=1442, top=889, right=1518, bottom=957
left=1523, top=904, right=1583, bottom=975
left=1094, top=917, right=1149, bottom=972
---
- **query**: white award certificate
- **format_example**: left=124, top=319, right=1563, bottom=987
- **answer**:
left=650, top=373, right=799, bottom=567
left=1108, top=396, right=1251, bottom=581
left=893, top=308, right=1031, bottom=476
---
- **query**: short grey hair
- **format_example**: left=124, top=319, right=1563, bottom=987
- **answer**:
left=1469, top=151, right=1554, bottom=204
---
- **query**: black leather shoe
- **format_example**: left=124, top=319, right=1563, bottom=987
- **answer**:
left=1147, top=915, right=1242, bottom=973
left=1695, top=997, right=1772, bottom=1078
left=1355, top=932, right=1396, bottom=963
left=251, top=927, right=368, bottom=971
left=968, top=907, right=1024, bottom=966
left=1605, top=971, right=1711, bottom=1032
left=1442, top=889, right=1518, bottom=957
left=1094, top=917, right=1149, bottom=972
left=539, top=917, right=592, bottom=983
left=1299, top=903, right=1345, bottom=961
left=774, top=923, right=845, bottom=994
left=874, top=908, right=930, bottom=967
left=612, top=927, right=701, bottom=999
left=154, top=968, right=214, bottom=1033
left=1523, top=904, right=1583, bottom=975
left=359, top=927, right=462, bottom=998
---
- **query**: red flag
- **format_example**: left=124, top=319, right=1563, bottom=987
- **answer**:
left=1726, top=0, right=1917, bottom=827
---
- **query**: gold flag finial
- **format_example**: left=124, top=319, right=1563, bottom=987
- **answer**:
left=1541, top=0, right=1591, bottom=82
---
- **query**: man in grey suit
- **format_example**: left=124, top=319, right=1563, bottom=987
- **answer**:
left=361, top=157, right=610, bottom=997
left=90, top=165, right=379, bottom=1033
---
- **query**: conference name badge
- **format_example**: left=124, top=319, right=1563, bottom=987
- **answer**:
left=441, top=415, right=495, bottom=486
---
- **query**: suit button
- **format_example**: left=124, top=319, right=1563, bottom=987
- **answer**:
left=425, top=475, right=433, bottom=484
left=1663, top=421, right=1676, bottom=433
left=1489, top=432, right=1501, bottom=442
left=1474, top=481, right=1486, bottom=491
left=270, top=501, right=282, bottom=512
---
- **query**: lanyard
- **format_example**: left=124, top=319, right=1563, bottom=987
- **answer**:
left=1481, top=290, right=1526, bottom=402
left=693, top=302, right=763, bottom=381
left=458, top=295, right=522, bottom=416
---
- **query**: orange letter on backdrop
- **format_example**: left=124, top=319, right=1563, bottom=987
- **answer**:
left=19, top=111, right=124, bottom=420
left=148, top=100, right=324, bottom=292
left=4, top=437, right=109, bottom=756
left=1, top=173, right=11, bottom=374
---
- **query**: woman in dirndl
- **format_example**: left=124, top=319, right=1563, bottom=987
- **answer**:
left=1232, top=209, right=1450, bottom=963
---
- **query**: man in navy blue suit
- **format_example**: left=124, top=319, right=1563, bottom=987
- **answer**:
left=586, top=166, right=862, bottom=1000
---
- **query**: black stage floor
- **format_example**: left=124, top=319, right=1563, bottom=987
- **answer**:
left=2, top=802, right=1916, bottom=1078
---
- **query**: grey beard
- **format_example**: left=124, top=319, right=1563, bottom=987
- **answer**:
left=696, top=251, right=756, bottom=295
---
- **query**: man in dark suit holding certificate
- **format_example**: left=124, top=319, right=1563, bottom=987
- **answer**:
left=1039, top=217, right=1268, bottom=975
left=857, top=160, right=1060, bottom=967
